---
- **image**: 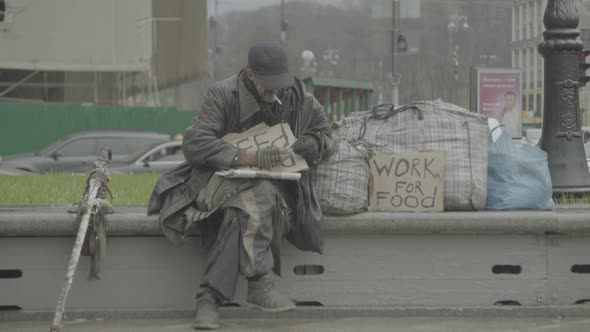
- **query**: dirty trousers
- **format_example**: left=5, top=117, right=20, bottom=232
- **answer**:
left=197, top=178, right=291, bottom=301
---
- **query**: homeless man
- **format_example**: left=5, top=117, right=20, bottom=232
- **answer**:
left=147, top=41, right=334, bottom=330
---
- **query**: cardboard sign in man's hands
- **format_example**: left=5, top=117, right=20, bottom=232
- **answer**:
left=222, top=123, right=309, bottom=173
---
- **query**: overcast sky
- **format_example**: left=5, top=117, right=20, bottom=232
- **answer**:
left=207, top=0, right=345, bottom=17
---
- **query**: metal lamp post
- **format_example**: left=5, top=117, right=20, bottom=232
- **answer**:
left=447, top=15, right=468, bottom=104
left=538, top=0, right=590, bottom=193
left=448, top=15, right=468, bottom=81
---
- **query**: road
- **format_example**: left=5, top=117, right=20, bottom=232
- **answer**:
left=3, top=317, right=590, bottom=332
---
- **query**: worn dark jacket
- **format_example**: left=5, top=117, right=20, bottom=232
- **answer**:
left=147, top=70, right=333, bottom=253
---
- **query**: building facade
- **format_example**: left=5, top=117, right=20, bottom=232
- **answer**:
left=512, top=0, right=546, bottom=129
left=512, top=0, right=590, bottom=128
left=0, top=0, right=208, bottom=108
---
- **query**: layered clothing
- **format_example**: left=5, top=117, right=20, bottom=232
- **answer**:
left=147, top=70, right=333, bottom=299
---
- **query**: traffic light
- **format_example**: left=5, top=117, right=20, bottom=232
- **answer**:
left=452, top=45, right=459, bottom=80
left=397, top=34, right=408, bottom=53
left=392, top=33, right=408, bottom=53
left=0, top=0, right=5, bottom=22
left=579, top=48, right=590, bottom=87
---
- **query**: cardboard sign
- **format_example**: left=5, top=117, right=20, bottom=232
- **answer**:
left=222, top=123, right=309, bottom=173
left=369, top=151, right=446, bottom=212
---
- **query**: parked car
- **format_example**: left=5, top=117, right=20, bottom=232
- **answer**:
left=110, top=141, right=184, bottom=174
left=0, top=167, right=36, bottom=176
left=524, top=128, right=542, bottom=145
left=1, top=131, right=171, bottom=173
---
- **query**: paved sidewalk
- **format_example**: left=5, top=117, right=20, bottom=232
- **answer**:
left=3, top=317, right=590, bottom=332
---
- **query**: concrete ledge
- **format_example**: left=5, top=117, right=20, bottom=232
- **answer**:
left=322, top=211, right=558, bottom=235
left=3, top=206, right=590, bottom=317
left=3, top=305, right=590, bottom=321
left=1, top=206, right=589, bottom=236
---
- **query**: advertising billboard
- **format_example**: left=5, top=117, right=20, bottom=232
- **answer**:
left=474, top=68, right=523, bottom=138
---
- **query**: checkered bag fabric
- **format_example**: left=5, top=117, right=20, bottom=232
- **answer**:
left=334, top=100, right=489, bottom=211
left=311, top=139, right=371, bottom=215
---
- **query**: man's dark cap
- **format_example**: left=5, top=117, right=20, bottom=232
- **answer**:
left=248, top=41, right=294, bottom=90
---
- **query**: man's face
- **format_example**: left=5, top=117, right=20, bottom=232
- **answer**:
left=246, top=69, right=281, bottom=104
left=505, top=94, right=516, bottom=110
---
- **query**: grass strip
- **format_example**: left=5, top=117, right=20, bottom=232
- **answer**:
left=1, top=174, right=589, bottom=206
left=0, top=173, right=159, bottom=206
left=553, top=193, right=590, bottom=206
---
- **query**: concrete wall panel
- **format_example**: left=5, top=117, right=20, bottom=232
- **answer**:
left=0, top=234, right=557, bottom=310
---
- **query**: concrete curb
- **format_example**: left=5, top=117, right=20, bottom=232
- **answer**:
left=3, top=305, right=590, bottom=321
left=1, top=207, right=590, bottom=236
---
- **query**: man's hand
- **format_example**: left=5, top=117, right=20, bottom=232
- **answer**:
left=231, top=150, right=257, bottom=167
left=292, top=135, right=320, bottom=165
left=256, top=146, right=290, bottom=169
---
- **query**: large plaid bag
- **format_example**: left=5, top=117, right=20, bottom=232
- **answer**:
left=335, top=100, right=489, bottom=211
left=311, top=139, right=371, bottom=215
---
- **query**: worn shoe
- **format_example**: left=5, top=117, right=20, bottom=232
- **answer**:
left=194, top=289, right=221, bottom=330
left=246, top=274, right=296, bottom=312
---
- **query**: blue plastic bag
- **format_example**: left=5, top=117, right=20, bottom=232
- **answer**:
left=486, top=127, right=554, bottom=210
